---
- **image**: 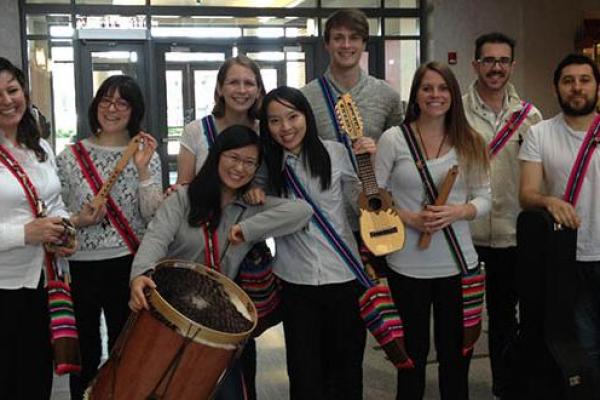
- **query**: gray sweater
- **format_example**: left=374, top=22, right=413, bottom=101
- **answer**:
left=130, top=187, right=313, bottom=280
left=301, top=68, right=403, bottom=143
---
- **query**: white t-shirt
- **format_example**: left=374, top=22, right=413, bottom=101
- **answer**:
left=179, top=116, right=214, bottom=174
left=375, top=126, right=491, bottom=279
left=518, top=113, right=600, bottom=261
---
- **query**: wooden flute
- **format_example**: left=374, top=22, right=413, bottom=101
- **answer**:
left=418, top=165, right=459, bottom=249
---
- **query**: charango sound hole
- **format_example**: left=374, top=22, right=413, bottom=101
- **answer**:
left=368, top=196, right=382, bottom=211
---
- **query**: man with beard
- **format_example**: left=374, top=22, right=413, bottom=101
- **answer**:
left=519, top=53, right=600, bottom=378
left=301, top=8, right=403, bottom=143
left=463, top=32, right=542, bottom=400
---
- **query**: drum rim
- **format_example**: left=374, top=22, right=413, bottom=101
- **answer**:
left=148, top=259, right=258, bottom=346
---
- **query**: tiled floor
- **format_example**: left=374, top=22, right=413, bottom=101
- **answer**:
left=51, top=318, right=493, bottom=399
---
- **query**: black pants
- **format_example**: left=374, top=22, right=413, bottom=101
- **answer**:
left=282, top=280, right=366, bottom=400
left=0, top=278, right=53, bottom=399
left=387, top=271, right=470, bottom=400
left=475, top=246, right=519, bottom=397
left=68, top=255, right=133, bottom=400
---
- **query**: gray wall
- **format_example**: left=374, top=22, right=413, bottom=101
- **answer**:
left=427, top=0, right=598, bottom=117
left=0, top=0, right=21, bottom=67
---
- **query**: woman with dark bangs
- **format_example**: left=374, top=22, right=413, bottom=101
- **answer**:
left=0, top=57, right=75, bottom=399
left=375, top=62, right=490, bottom=399
left=56, top=75, right=163, bottom=400
left=129, top=125, right=312, bottom=399
left=258, top=86, right=376, bottom=400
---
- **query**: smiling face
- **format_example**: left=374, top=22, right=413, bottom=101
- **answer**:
left=556, top=63, right=600, bottom=117
left=97, top=88, right=132, bottom=136
left=325, top=26, right=366, bottom=72
left=218, top=144, right=259, bottom=192
left=416, top=69, right=452, bottom=120
left=473, top=42, right=514, bottom=93
left=217, top=64, right=260, bottom=117
left=0, top=71, right=27, bottom=137
left=266, top=99, right=307, bottom=155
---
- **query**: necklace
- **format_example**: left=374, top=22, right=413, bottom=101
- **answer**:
left=415, top=122, right=446, bottom=160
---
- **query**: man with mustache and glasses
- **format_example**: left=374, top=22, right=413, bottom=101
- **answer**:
left=519, top=54, right=600, bottom=386
left=462, top=32, right=542, bottom=400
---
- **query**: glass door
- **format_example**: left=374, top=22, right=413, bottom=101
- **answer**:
left=75, top=41, right=147, bottom=142
left=155, top=44, right=231, bottom=184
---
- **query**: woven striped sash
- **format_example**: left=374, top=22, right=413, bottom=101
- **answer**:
left=488, top=101, right=533, bottom=158
left=399, top=123, right=485, bottom=355
left=0, top=143, right=81, bottom=374
left=400, top=124, right=470, bottom=274
left=318, top=76, right=358, bottom=172
left=201, top=114, right=218, bottom=147
left=284, top=162, right=413, bottom=368
left=70, top=141, right=140, bottom=253
left=563, top=114, right=600, bottom=206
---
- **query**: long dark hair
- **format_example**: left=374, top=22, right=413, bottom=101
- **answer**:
left=0, top=57, right=46, bottom=161
left=88, top=75, right=145, bottom=137
left=212, top=55, right=266, bottom=121
left=405, top=61, right=488, bottom=176
left=187, top=125, right=260, bottom=229
left=259, top=86, right=331, bottom=197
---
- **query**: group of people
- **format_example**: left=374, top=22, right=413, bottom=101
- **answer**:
left=1, top=6, right=599, bottom=400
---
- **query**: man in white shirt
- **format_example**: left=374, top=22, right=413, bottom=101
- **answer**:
left=463, top=32, right=542, bottom=400
left=519, top=53, right=600, bottom=377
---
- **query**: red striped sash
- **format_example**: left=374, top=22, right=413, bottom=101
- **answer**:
left=488, top=101, right=532, bottom=158
left=70, top=141, right=140, bottom=253
left=563, top=114, right=600, bottom=206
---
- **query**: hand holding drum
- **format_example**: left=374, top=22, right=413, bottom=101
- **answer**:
left=129, top=274, right=156, bottom=312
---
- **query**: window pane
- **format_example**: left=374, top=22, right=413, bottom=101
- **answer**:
left=76, top=0, right=145, bottom=4
left=384, top=0, right=420, bottom=7
left=28, top=40, right=77, bottom=154
left=151, top=0, right=316, bottom=6
left=322, top=0, right=379, bottom=7
left=151, top=16, right=316, bottom=38
left=27, top=14, right=73, bottom=37
left=76, top=15, right=147, bottom=30
left=287, top=61, right=305, bottom=88
left=385, top=39, right=419, bottom=102
left=385, top=18, right=420, bottom=36
left=26, top=0, right=69, bottom=3
left=321, top=18, right=380, bottom=36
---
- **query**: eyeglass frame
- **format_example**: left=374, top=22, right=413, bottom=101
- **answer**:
left=476, top=56, right=513, bottom=68
left=221, top=152, right=259, bottom=172
left=98, top=97, right=131, bottom=111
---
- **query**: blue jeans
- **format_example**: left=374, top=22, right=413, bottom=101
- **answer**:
left=575, top=261, right=600, bottom=370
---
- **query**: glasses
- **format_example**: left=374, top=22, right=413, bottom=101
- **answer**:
left=221, top=153, right=259, bottom=172
left=98, top=97, right=130, bottom=111
left=477, top=57, right=512, bottom=68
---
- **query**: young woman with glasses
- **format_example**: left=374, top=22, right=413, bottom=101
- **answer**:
left=56, top=75, right=163, bottom=400
left=130, top=125, right=312, bottom=400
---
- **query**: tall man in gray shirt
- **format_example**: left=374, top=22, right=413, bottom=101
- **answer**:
left=301, top=8, right=403, bottom=143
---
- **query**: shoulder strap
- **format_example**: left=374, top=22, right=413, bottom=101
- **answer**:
left=201, top=115, right=218, bottom=149
left=284, top=162, right=372, bottom=289
left=317, top=76, right=358, bottom=172
left=399, top=124, right=469, bottom=275
left=488, top=101, right=533, bottom=158
left=0, top=144, right=59, bottom=280
left=70, top=141, right=140, bottom=253
left=0, top=144, right=44, bottom=217
left=563, top=114, right=600, bottom=206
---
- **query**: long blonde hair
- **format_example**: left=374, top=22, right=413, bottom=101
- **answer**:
left=405, top=61, right=489, bottom=179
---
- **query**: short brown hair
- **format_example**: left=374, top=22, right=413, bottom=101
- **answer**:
left=212, top=55, right=266, bottom=120
left=324, top=9, right=369, bottom=43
